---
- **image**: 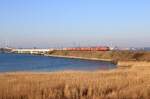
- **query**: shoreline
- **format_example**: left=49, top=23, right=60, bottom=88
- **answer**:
left=45, top=54, right=150, bottom=69
left=45, top=54, right=114, bottom=62
left=3, top=53, right=150, bottom=69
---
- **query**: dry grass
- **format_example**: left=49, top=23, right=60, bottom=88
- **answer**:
left=0, top=69, right=150, bottom=99
left=1, top=50, right=150, bottom=99
left=118, top=61, right=150, bottom=69
left=49, top=50, right=150, bottom=61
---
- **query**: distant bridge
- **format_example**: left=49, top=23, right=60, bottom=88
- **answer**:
left=12, top=49, right=54, bottom=54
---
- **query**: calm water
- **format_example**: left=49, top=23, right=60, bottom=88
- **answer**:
left=0, top=53, right=116, bottom=72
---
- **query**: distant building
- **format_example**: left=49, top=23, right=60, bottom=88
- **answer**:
left=12, top=48, right=54, bottom=54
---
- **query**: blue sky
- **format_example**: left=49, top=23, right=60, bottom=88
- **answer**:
left=0, top=0, right=150, bottom=48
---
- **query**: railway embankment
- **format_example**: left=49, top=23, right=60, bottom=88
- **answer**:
left=48, top=50, right=150, bottom=69
left=48, top=50, right=150, bottom=61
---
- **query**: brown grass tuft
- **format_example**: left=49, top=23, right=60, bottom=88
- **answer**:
left=0, top=69, right=150, bottom=99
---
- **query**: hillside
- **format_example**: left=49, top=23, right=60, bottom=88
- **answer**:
left=48, top=50, right=150, bottom=61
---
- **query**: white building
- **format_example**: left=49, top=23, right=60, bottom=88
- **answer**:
left=12, top=48, right=54, bottom=54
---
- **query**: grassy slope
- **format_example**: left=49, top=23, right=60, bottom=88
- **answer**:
left=48, top=50, right=150, bottom=61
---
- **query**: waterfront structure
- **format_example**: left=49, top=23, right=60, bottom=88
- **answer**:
left=12, top=49, right=54, bottom=54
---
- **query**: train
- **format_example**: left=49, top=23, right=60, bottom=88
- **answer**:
left=62, top=46, right=110, bottom=51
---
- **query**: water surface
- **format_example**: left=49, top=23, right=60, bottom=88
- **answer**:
left=0, top=53, right=116, bottom=72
